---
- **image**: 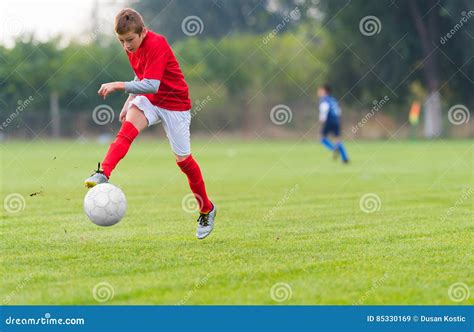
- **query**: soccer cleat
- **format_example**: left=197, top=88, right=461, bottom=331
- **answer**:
left=196, top=203, right=216, bottom=240
left=84, top=162, right=109, bottom=188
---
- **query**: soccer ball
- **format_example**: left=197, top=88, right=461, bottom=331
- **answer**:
left=84, top=183, right=127, bottom=226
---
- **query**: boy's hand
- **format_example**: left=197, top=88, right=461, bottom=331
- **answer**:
left=98, top=82, right=125, bottom=99
left=119, top=108, right=128, bottom=123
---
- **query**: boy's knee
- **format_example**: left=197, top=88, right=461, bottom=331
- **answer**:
left=175, top=154, right=190, bottom=162
left=125, top=105, right=149, bottom=132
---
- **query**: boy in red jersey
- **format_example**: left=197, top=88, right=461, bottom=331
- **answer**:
left=84, top=8, right=216, bottom=239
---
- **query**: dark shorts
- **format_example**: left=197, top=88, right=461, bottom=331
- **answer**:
left=321, top=121, right=340, bottom=137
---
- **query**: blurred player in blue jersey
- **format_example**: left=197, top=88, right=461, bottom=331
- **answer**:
left=318, top=84, right=349, bottom=163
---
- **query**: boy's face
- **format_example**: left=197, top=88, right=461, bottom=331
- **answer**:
left=117, top=29, right=147, bottom=53
left=317, top=87, right=327, bottom=97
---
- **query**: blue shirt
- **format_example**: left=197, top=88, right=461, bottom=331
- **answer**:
left=319, top=96, right=341, bottom=123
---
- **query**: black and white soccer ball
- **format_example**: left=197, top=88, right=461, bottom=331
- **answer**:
left=84, top=183, right=127, bottom=226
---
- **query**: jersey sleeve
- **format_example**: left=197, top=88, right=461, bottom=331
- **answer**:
left=319, top=101, right=330, bottom=122
left=143, top=38, right=170, bottom=81
left=124, top=78, right=161, bottom=94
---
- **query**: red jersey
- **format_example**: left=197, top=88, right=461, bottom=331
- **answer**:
left=126, top=31, right=192, bottom=111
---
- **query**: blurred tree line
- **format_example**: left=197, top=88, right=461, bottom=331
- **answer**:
left=0, top=0, right=472, bottom=138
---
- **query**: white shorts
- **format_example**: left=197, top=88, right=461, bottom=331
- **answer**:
left=129, top=96, right=191, bottom=156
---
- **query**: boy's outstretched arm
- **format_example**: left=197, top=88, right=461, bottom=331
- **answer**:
left=98, top=78, right=160, bottom=99
left=98, top=82, right=125, bottom=99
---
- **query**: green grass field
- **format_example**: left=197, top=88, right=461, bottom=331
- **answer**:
left=1, top=138, right=472, bottom=305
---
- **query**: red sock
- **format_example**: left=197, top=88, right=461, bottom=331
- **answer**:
left=177, top=155, right=213, bottom=213
left=101, top=121, right=139, bottom=178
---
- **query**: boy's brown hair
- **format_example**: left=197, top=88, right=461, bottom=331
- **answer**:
left=115, top=8, right=145, bottom=35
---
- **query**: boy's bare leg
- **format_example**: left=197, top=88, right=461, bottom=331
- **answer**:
left=125, top=105, right=148, bottom=131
